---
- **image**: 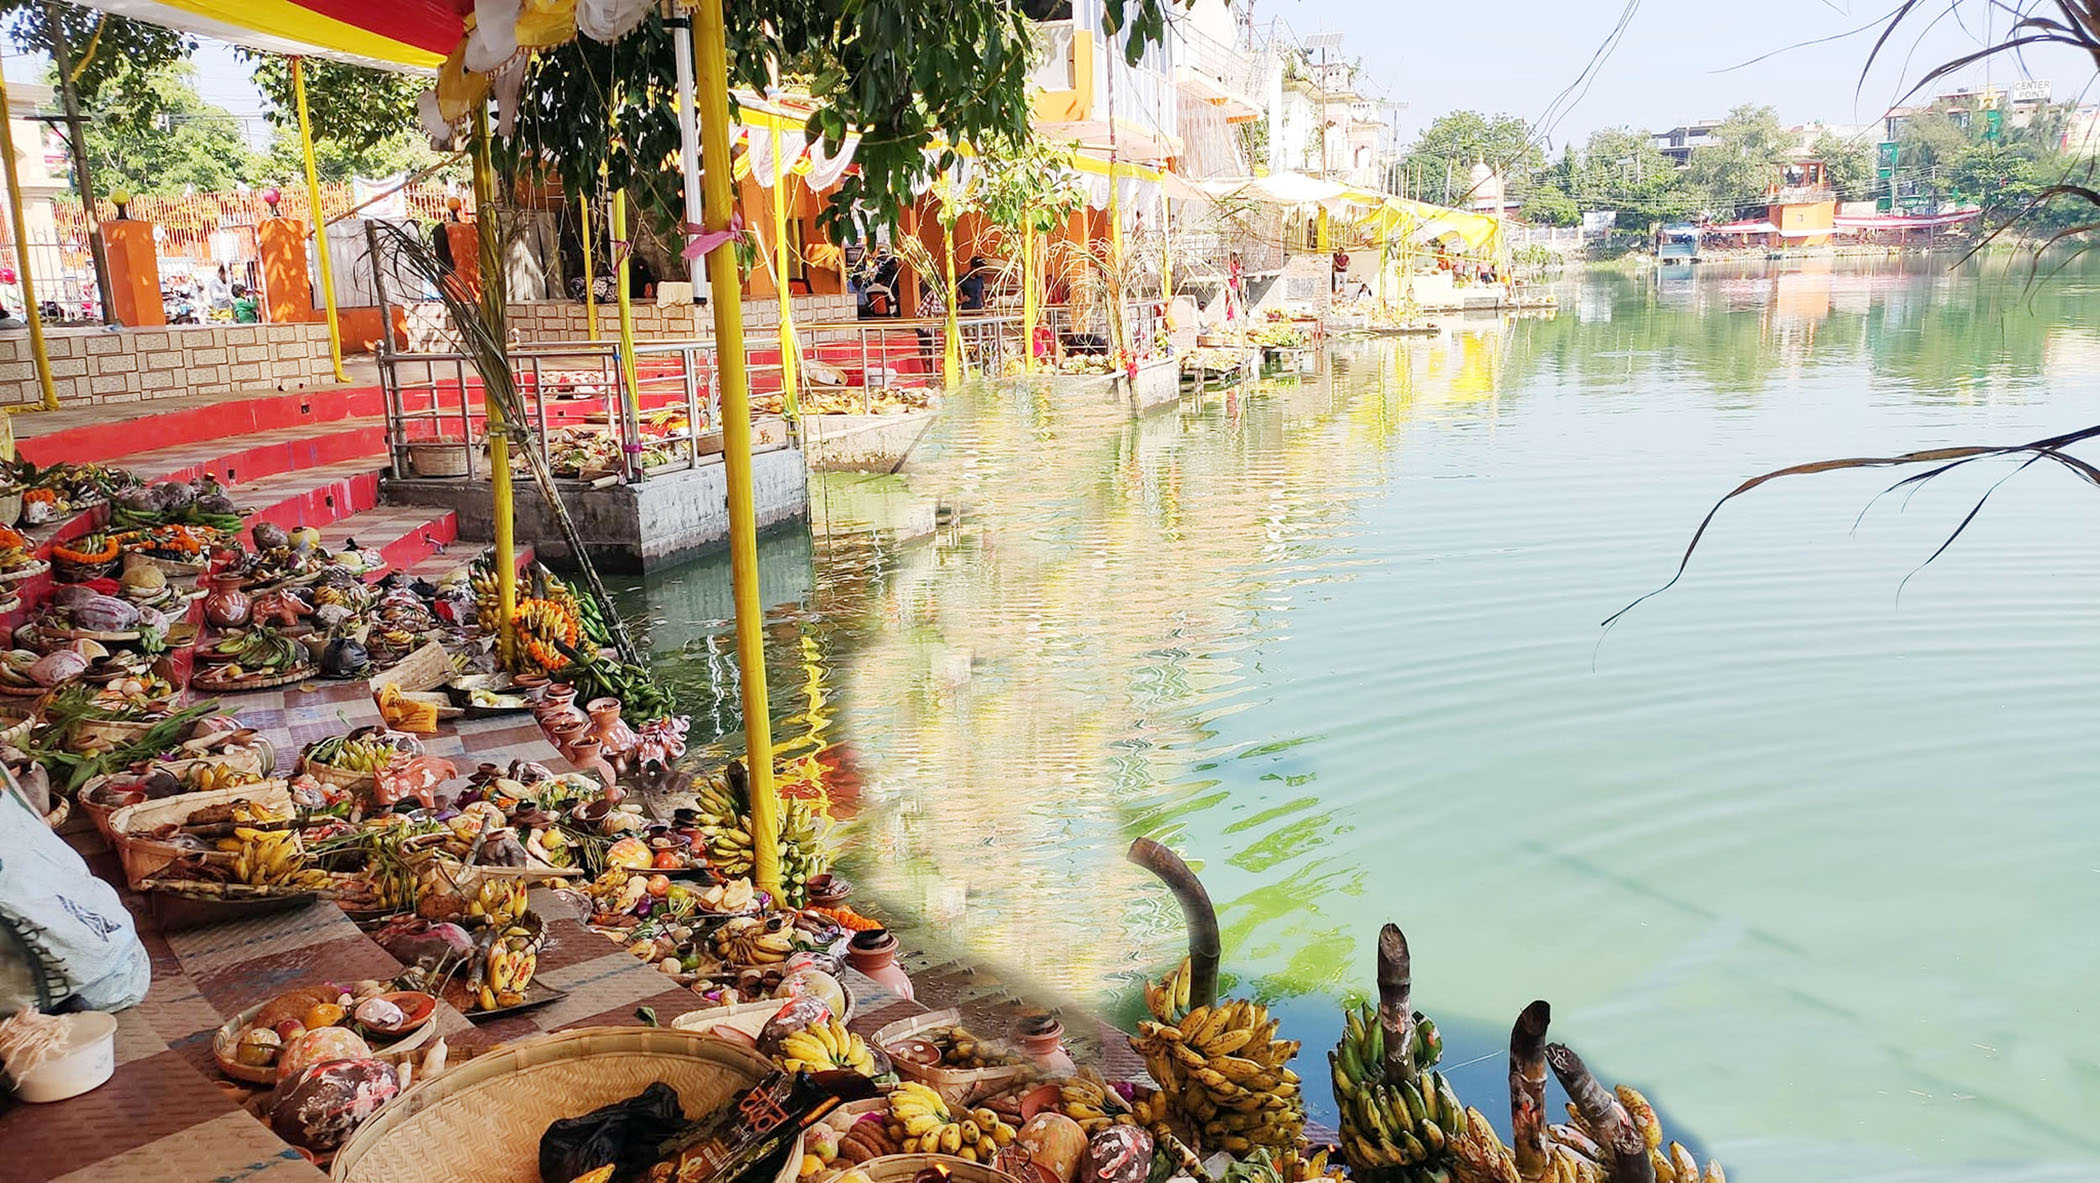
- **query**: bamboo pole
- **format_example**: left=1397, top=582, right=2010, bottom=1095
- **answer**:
left=611, top=187, right=642, bottom=476
left=0, top=70, right=57, bottom=411
left=769, top=125, right=801, bottom=417
left=1509, top=1001, right=1552, bottom=1181
left=578, top=192, right=600, bottom=340
left=471, top=107, right=515, bottom=663
left=1127, top=838, right=1220, bottom=1010
left=292, top=58, right=347, bottom=383
left=1020, top=221, right=1038, bottom=373
left=692, top=0, right=781, bottom=897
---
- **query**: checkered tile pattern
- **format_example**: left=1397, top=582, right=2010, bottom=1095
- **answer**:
left=17, top=666, right=1126, bottom=1182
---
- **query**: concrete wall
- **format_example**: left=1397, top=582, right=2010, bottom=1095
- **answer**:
left=802, top=411, right=937, bottom=473
left=385, top=446, right=809, bottom=572
left=0, top=321, right=339, bottom=408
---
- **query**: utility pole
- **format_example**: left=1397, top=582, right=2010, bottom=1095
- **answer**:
left=42, top=1, right=114, bottom=324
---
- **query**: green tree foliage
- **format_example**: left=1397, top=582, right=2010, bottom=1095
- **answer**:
left=0, top=2, right=192, bottom=106
left=74, top=60, right=256, bottom=195
left=1401, top=111, right=1539, bottom=207
left=501, top=0, right=1188, bottom=243
left=1684, top=103, right=1786, bottom=217
left=1809, top=132, right=1875, bottom=200
left=240, top=52, right=429, bottom=166
left=1521, top=126, right=1690, bottom=228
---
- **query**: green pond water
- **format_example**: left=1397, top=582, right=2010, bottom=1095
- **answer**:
left=614, top=254, right=2100, bottom=1181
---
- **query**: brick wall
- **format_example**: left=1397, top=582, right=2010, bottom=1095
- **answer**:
left=504, top=295, right=857, bottom=344
left=0, top=322, right=339, bottom=408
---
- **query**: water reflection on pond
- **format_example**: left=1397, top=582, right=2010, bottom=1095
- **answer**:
left=616, top=255, right=2100, bottom=1181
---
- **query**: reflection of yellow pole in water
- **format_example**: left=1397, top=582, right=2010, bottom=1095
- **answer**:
left=692, top=0, right=781, bottom=898
left=578, top=192, right=599, bottom=340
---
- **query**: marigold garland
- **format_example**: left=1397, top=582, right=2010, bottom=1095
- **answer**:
left=513, top=596, right=581, bottom=672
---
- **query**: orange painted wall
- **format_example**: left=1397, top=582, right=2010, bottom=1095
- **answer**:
left=444, top=222, right=481, bottom=294
left=1031, top=29, right=1095, bottom=124
left=257, top=217, right=312, bottom=325
left=1770, top=200, right=1835, bottom=248
left=102, top=220, right=163, bottom=327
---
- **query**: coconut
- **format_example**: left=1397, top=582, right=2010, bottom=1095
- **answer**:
left=152, top=481, right=195, bottom=512
left=252, top=522, right=289, bottom=552
left=121, top=563, right=167, bottom=596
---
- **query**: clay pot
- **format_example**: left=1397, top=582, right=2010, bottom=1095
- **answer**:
left=566, top=735, right=616, bottom=789
left=534, top=683, right=584, bottom=729
left=202, top=573, right=252, bottom=631
left=585, top=697, right=639, bottom=763
left=806, top=873, right=852, bottom=910
left=844, top=929, right=913, bottom=1002
left=545, top=716, right=589, bottom=760
left=1012, top=1011, right=1075, bottom=1076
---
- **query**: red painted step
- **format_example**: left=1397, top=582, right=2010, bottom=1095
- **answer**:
left=17, top=386, right=390, bottom=469
left=317, top=506, right=460, bottom=577
left=230, top=459, right=386, bottom=536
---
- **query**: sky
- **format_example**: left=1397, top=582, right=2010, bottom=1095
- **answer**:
left=1269, top=0, right=2100, bottom=147
left=8, top=1, right=2100, bottom=156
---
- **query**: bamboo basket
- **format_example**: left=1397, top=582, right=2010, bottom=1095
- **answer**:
left=670, top=986, right=856, bottom=1040
left=857, top=1154, right=1026, bottom=1183
left=301, top=757, right=378, bottom=794
left=76, top=745, right=278, bottom=839
left=212, top=997, right=434, bottom=1085
left=106, top=779, right=292, bottom=888
left=330, top=1026, right=775, bottom=1183
left=873, top=1008, right=1032, bottom=1107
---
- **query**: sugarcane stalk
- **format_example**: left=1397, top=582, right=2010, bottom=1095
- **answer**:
left=1547, top=1043, right=1653, bottom=1183
left=1375, top=923, right=1417, bottom=1085
left=1127, top=837, right=1221, bottom=1010
left=1510, top=1001, right=1552, bottom=1180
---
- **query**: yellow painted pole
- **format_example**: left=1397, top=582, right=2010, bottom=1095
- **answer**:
left=471, top=107, right=515, bottom=663
left=1020, top=221, right=1037, bottom=374
left=611, top=188, right=641, bottom=432
left=768, top=125, right=801, bottom=417
left=578, top=192, right=600, bottom=340
left=292, top=58, right=347, bottom=383
left=937, top=171, right=960, bottom=387
left=0, top=70, right=57, bottom=411
left=1107, top=162, right=1125, bottom=354
left=693, top=0, right=781, bottom=897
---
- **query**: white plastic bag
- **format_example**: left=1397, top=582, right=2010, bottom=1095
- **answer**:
left=0, top=789, right=148, bottom=1013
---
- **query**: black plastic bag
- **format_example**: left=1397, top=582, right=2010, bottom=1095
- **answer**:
left=540, top=1082, right=687, bottom=1183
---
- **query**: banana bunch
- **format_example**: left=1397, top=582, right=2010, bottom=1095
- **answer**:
left=694, top=769, right=832, bottom=906
left=215, top=627, right=304, bottom=677
left=1132, top=958, right=1305, bottom=1155
left=1555, top=1085, right=1723, bottom=1183
left=220, top=826, right=330, bottom=889
left=189, top=763, right=259, bottom=793
left=888, top=1081, right=1016, bottom=1162
left=713, top=915, right=796, bottom=964
left=1330, top=1001, right=1470, bottom=1182
left=777, top=1018, right=877, bottom=1076
left=308, top=735, right=397, bottom=774
left=465, top=877, right=527, bottom=927
left=470, top=563, right=506, bottom=635
left=478, top=931, right=537, bottom=1011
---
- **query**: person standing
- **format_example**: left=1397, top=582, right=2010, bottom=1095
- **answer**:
left=204, top=264, right=234, bottom=315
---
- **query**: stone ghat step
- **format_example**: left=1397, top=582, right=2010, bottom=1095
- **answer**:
left=15, top=384, right=389, bottom=469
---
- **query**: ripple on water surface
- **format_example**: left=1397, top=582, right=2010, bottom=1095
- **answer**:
left=617, top=255, right=2100, bottom=1182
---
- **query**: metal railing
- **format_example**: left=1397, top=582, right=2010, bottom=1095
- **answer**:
left=378, top=338, right=730, bottom=485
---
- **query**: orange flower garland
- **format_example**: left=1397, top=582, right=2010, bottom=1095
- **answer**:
left=514, top=596, right=581, bottom=672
